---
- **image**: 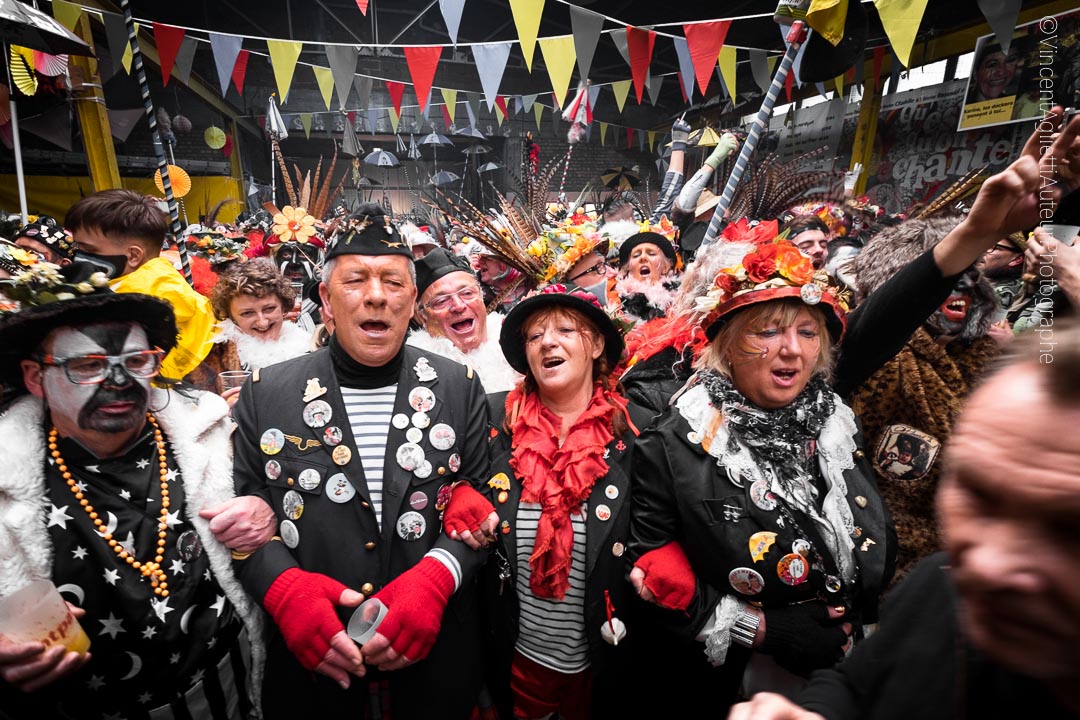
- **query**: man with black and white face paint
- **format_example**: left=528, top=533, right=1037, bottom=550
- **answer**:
left=0, top=262, right=272, bottom=719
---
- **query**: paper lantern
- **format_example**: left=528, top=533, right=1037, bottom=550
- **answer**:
left=204, top=125, right=226, bottom=149
left=173, top=115, right=192, bottom=134
left=154, top=165, right=192, bottom=198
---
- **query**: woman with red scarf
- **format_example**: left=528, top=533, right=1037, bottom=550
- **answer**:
left=441, top=286, right=651, bottom=720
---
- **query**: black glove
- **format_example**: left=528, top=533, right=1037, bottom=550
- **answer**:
left=759, top=602, right=849, bottom=676
left=670, top=118, right=692, bottom=152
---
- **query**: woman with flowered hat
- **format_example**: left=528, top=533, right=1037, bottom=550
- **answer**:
left=439, top=285, right=653, bottom=720
left=611, top=219, right=683, bottom=326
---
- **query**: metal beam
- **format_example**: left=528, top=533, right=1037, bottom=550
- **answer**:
left=70, top=11, right=121, bottom=190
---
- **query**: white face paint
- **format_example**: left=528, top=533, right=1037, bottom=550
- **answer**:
left=42, top=322, right=151, bottom=437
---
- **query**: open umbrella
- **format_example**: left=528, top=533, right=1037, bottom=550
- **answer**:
left=478, top=161, right=502, bottom=173
left=364, top=148, right=400, bottom=167
left=0, top=0, right=91, bottom=222
left=462, top=144, right=491, bottom=155
left=420, top=131, right=453, bottom=147
left=600, top=167, right=640, bottom=191
left=341, top=115, right=363, bottom=157
left=430, top=170, right=461, bottom=187
left=455, top=125, right=486, bottom=140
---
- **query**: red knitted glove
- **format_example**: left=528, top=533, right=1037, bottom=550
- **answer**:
left=633, top=542, right=696, bottom=611
left=263, top=567, right=349, bottom=670
left=443, top=484, right=496, bottom=538
left=372, top=557, right=455, bottom=662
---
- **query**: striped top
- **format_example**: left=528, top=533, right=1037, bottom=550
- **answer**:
left=340, top=385, right=396, bottom=529
left=514, top=501, right=591, bottom=673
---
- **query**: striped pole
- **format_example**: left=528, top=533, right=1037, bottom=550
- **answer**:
left=119, top=0, right=192, bottom=284
left=701, top=20, right=807, bottom=249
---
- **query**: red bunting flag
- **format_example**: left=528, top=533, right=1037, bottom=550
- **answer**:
left=152, top=23, right=186, bottom=88
left=625, top=26, right=655, bottom=104
left=440, top=103, right=452, bottom=129
left=626, top=127, right=634, bottom=149
left=356, top=0, right=369, bottom=15
left=494, top=95, right=510, bottom=117
left=386, top=81, right=406, bottom=116
left=232, top=50, right=250, bottom=95
left=347, top=111, right=356, bottom=125
left=403, top=46, right=442, bottom=113
left=677, top=71, right=689, bottom=103
left=784, top=69, right=794, bottom=102
left=683, top=21, right=731, bottom=96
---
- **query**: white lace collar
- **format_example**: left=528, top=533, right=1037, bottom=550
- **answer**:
left=214, top=319, right=311, bottom=370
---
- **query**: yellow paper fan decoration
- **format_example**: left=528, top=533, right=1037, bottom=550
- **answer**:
left=9, top=46, right=37, bottom=96
left=153, top=165, right=192, bottom=198
left=204, top=125, right=226, bottom=150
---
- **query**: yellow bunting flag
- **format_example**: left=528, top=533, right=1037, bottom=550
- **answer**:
left=806, top=0, right=848, bottom=47
left=52, top=0, right=83, bottom=32
left=611, top=79, right=632, bottom=114
left=599, top=121, right=608, bottom=145
left=300, top=113, right=313, bottom=139
left=834, top=73, right=845, bottom=96
left=538, top=36, right=576, bottom=109
left=533, top=102, right=544, bottom=132
left=441, top=88, right=458, bottom=124
left=509, top=0, right=545, bottom=72
left=767, top=55, right=778, bottom=75
left=389, top=107, right=401, bottom=132
left=874, top=0, right=931, bottom=68
left=718, top=46, right=737, bottom=100
left=121, top=23, right=139, bottom=74
left=313, top=66, right=334, bottom=111
left=648, top=130, right=657, bottom=152
left=266, top=40, right=303, bottom=102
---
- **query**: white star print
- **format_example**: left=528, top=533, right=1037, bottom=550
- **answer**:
left=103, top=569, right=120, bottom=585
left=164, top=510, right=183, bottom=529
left=47, top=504, right=72, bottom=529
left=119, top=532, right=136, bottom=556
left=74, top=480, right=87, bottom=492
left=169, top=652, right=181, bottom=665
left=170, top=558, right=186, bottom=575
left=48, top=456, right=55, bottom=466
left=72, top=546, right=87, bottom=560
left=137, top=692, right=153, bottom=705
left=207, top=637, right=217, bottom=650
left=203, top=568, right=212, bottom=581
left=151, top=597, right=173, bottom=623
left=98, top=613, right=125, bottom=639
left=190, top=669, right=204, bottom=685
left=86, top=674, right=105, bottom=690
left=141, top=626, right=157, bottom=640
left=135, top=458, right=150, bottom=470
left=119, top=489, right=131, bottom=501
left=210, top=594, right=227, bottom=617
left=165, top=468, right=180, bottom=483
left=85, top=465, right=100, bottom=473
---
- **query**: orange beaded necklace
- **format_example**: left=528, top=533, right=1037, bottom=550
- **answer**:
left=49, top=414, right=171, bottom=597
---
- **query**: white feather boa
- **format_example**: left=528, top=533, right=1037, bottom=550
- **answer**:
left=406, top=313, right=522, bottom=393
left=213, top=319, right=311, bottom=370
left=615, top=273, right=681, bottom=323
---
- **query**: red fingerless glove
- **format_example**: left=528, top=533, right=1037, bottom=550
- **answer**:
left=442, top=484, right=495, bottom=538
left=634, top=541, right=696, bottom=611
left=372, top=557, right=455, bottom=662
left=263, top=567, right=349, bottom=670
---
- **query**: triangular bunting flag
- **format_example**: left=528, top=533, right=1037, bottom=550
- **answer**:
left=834, top=73, right=845, bottom=96
left=439, top=0, right=467, bottom=47
left=440, top=103, right=452, bottom=129
left=673, top=36, right=696, bottom=99
left=676, top=72, right=689, bottom=102
left=626, top=127, right=634, bottom=149
left=626, top=27, right=656, bottom=104
left=784, top=67, right=794, bottom=101
left=495, top=98, right=506, bottom=125
left=718, top=46, right=737, bottom=101
left=648, top=130, right=657, bottom=152
left=611, top=79, right=632, bottom=113
left=355, top=75, right=373, bottom=108
left=107, top=108, right=145, bottom=143
left=588, top=84, right=600, bottom=112
left=23, top=104, right=72, bottom=151
left=538, top=36, right=577, bottom=109
left=367, top=107, right=381, bottom=135
left=386, top=80, right=406, bottom=115
left=888, top=46, right=902, bottom=93
left=356, top=0, right=369, bottom=15
left=599, top=121, right=608, bottom=145
left=473, top=42, right=512, bottom=110
left=638, top=129, right=645, bottom=151
left=522, top=93, right=538, bottom=112
left=266, top=40, right=303, bottom=102
left=404, top=46, right=442, bottom=113
left=326, top=45, right=359, bottom=109
left=232, top=49, right=250, bottom=95
left=569, top=5, right=604, bottom=81
left=172, top=36, right=197, bottom=86
left=103, top=12, right=130, bottom=77
left=533, top=102, right=544, bottom=132
left=806, top=0, right=850, bottom=46
left=508, top=0, right=545, bottom=72
left=313, top=65, right=335, bottom=110
left=121, top=23, right=139, bottom=74
left=749, top=49, right=771, bottom=93
left=52, top=0, right=82, bottom=32
left=465, top=93, right=479, bottom=126
left=646, top=71, right=663, bottom=106
left=683, top=21, right=731, bottom=95
left=768, top=55, right=778, bottom=74
left=874, top=0, right=931, bottom=67
left=610, top=28, right=630, bottom=67
left=300, top=113, right=313, bottom=139
left=389, top=107, right=401, bottom=132
left=513, top=95, right=523, bottom=114
left=209, top=33, right=243, bottom=96
left=441, top=88, right=457, bottom=124
left=152, top=23, right=185, bottom=87
left=977, top=0, right=1023, bottom=54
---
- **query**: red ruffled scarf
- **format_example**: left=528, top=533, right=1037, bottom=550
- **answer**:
left=507, top=383, right=622, bottom=600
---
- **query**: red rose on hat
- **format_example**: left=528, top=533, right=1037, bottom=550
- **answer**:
left=742, top=244, right=779, bottom=283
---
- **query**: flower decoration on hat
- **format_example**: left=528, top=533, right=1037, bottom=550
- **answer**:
left=0, top=260, right=108, bottom=311
left=186, top=231, right=246, bottom=265
left=272, top=205, right=318, bottom=244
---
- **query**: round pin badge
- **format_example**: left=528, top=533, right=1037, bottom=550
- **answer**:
left=280, top=520, right=299, bottom=548
left=283, top=490, right=305, bottom=521
left=396, top=443, right=425, bottom=472
left=611, top=542, right=625, bottom=557
left=408, top=387, right=436, bottom=413
left=323, top=426, right=343, bottom=447
left=332, top=445, right=352, bottom=466
left=728, top=567, right=765, bottom=595
left=177, top=530, right=203, bottom=562
left=325, top=473, right=356, bottom=503
left=392, top=413, right=410, bottom=430
left=406, top=427, right=423, bottom=444
left=792, top=539, right=812, bottom=557
left=777, top=553, right=810, bottom=586
left=448, top=453, right=461, bottom=473
left=409, top=491, right=429, bottom=511
left=414, top=460, right=433, bottom=479
left=825, top=575, right=842, bottom=593
left=411, top=411, right=430, bottom=429
left=686, top=431, right=702, bottom=445
left=265, top=459, right=282, bottom=480
left=800, top=282, right=823, bottom=305
left=749, top=479, right=777, bottom=511
left=260, top=428, right=285, bottom=455
left=396, top=511, right=427, bottom=541
left=604, top=484, right=619, bottom=500
left=303, top=400, right=333, bottom=429
left=595, top=504, right=612, bottom=522
left=429, top=423, right=456, bottom=451
left=298, top=468, right=321, bottom=491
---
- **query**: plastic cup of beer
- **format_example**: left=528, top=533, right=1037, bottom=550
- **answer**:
left=0, top=580, right=90, bottom=655
left=346, top=598, right=387, bottom=646
left=218, top=370, right=252, bottom=393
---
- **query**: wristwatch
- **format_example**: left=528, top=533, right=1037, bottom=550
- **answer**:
left=730, top=608, right=761, bottom=648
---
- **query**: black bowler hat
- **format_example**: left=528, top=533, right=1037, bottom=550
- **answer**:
left=415, top=248, right=476, bottom=299
left=325, top=203, right=412, bottom=261
left=618, top=232, right=678, bottom=269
